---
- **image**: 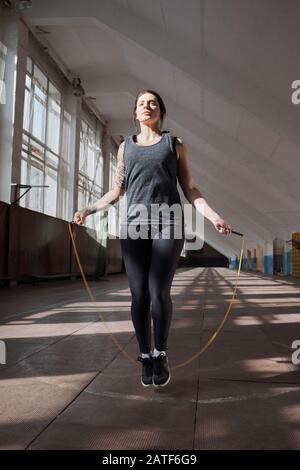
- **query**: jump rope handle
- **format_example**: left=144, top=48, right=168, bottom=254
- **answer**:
left=231, top=229, right=244, bottom=237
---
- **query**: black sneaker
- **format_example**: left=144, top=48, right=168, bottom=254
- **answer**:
left=137, top=355, right=153, bottom=387
left=153, top=353, right=171, bottom=387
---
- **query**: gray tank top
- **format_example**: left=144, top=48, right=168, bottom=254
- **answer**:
left=120, top=131, right=184, bottom=226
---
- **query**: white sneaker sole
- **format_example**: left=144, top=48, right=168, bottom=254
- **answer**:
left=141, top=378, right=152, bottom=387
left=153, top=369, right=171, bottom=388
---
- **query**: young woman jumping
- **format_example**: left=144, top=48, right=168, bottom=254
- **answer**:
left=73, top=89, right=231, bottom=388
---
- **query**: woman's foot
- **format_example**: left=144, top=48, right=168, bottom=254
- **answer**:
left=137, top=355, right=153, bottom=387
left=152, top=353, right=171, bottom=387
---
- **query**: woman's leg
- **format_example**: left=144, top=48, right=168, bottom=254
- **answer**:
left=120, top=233, right=153, bottom=353
left=148, top=226, right=184, bottom=351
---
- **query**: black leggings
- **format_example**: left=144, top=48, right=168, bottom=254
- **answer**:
left=120, top=224, right=184, bottom=353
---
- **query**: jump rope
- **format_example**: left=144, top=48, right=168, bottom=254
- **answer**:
left=68, top=222, right=244, bottom=370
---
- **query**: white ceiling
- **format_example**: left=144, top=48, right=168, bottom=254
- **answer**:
left=24, top=0, right=300, bottom=257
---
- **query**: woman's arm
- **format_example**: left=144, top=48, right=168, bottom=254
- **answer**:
left=176, top=138, right=231, bottom=234
left=73, top=141, right=126, bottom=225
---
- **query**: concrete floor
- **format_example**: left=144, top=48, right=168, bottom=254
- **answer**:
left=0, top=267, right=300, bottom=450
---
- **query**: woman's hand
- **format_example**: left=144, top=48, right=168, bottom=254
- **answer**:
left=211, top=217, right=232, bottom=235
left=73, top=208, right=91, bottom=226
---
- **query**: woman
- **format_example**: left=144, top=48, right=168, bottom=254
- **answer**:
left=73, top=89, right=231, bottom=388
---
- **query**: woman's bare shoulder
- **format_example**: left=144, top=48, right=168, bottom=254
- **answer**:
left=174, top=136, right=184, bottom=160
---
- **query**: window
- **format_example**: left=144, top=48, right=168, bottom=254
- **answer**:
left=21, top=57, right=61, bottom=217
left=108, top=150, right=120, bottom=237
left=0, top=40, right=7, bottom=106
left=0, top=40, right=17, bottom=131
left=59, top=109, right=72, bottom=221
left=78, top=119, right=104, bottom=229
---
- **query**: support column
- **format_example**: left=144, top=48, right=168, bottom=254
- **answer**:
left=71, top=96, right=82, bottom=214
left=0, top=5, right=20, bottom=203
left=10, top=21, right=28, bottom=204
left=101, top=127, right=111, bottom=276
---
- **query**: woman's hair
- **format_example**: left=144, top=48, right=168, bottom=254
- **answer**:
left=133, top=89, right=166, bottom=129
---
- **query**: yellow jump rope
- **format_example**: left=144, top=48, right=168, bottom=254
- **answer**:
left=68, top=222, right=245, bottom=370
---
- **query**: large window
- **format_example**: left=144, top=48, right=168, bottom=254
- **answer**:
left=21, top=57, right=61, bottom=216
left=0, top=41, right=7, bottom=106
left=59, top=109, right=72, bottom=221
left=78, top=119, right=103, bottom=229
left=108, top=149, right=121, bottom=237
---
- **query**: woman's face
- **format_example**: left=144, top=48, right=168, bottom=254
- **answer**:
left=135, top=93, right=161, bottom=125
